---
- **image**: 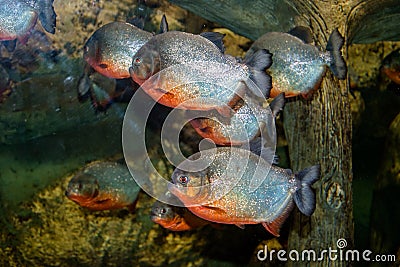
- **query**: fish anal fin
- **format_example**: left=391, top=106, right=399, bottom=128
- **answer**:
left=262, top=222, right=280, bottom=237
left=262, top=201, right=295, bottom=236
left=235, top=224, right=245, bottom=229
left=127, top=197, right=139, bottom=213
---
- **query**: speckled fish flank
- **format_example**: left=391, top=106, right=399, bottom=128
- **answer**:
left=168, top=146, right=320, bottom=236
left=129, top=31, right=272, bottom=115
left=65, top=161, right=140, bottom=211
left=190, top=93, right=285, bottom=145
left=0, top=0, right=55, bottom=42
left=83, top=22, right=153, bottom=79
left=245, top=27, right=347, bottom=98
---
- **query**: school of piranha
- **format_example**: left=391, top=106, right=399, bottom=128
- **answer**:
left=65, top=14, right=349, bottom=236
left=1, top=1, right=354, bottom=236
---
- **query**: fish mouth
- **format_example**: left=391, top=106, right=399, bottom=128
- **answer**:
left=167, top=182, right=206, bottom=207
left=150, top=215, right=160, bottom=223
left=167, top=182, right=181, bottom=197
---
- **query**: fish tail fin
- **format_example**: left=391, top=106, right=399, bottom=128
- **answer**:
left=244, top=49, right=273, bottom=98
left=293, top=164, right=320, bottom=216
left=326, top=29, right=347, bottom=80
left=269, top=92, right=285, bottom=117
left=38, top=0, right=56, bottom=34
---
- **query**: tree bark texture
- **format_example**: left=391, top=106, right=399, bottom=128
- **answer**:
left=168, top=0, right=400, bottom=266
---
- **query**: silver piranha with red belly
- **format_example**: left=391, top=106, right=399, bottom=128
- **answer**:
left=190, top=93, right=285, bottom=145
left=0, top=0, right=56, bottom=42
left=129, top=31, right=272, bottom=116
left=83, top=21, right=153, bottom=79
left=65, top=161, right=140, bottom=211
left=168, top=146, right=320, bottom=236
left=245, top=27, right=347, bottom=98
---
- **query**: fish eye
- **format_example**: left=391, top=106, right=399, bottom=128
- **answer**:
left=160, top=208, right=167, bottom=214
left=133, top=57, right=141, bottom=65
left=178, top=175, right=189, bottom=185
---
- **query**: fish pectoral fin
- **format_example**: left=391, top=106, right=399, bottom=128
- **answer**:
left=235, top=224, right=246, bottom=229
left=94, top=198, right=111, bottom=205
left=201, top=204, right=225, bottom=212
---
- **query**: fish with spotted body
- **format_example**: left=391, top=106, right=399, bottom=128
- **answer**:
left=168, top=144, right=320, bottom=236
left=151, top=200, right=212, bottom=231
left=245, top=27, right=347, bottom=98
left=129, top=30, right=272, bottom=116
left=190, top=93, right=285, bottom=145
left=65, top=161, right=140, bottom=211
left=0, top=0, right=56, bottom=43
left=82, top=16, right=169, bottom=79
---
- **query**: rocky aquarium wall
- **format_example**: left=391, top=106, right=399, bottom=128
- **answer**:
left=0, top=0, right=399, bottom=266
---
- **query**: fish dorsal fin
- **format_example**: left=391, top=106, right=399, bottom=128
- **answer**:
left=261, top=200, right=295, bottom=236
left=199, top=32, right=226, bottom=53
left=127, top=17, right=145, bottom=29
left=287, top=26, right=313, bottom=44
left=158, top=15, right=169, bottom=33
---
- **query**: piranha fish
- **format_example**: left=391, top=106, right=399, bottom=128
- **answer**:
left=151, top=200, right=212, bottom=231
left=129, top=30, right=272, bottom=116
left=65, top=161, right=140, bottom=211
left=83, top=15, right=168, bottom=79
left=83, top=22, right=153, bottom=79
left=0, top=0, right=56, bottom=43
left=381, top=49, right=400, bottom=95
left=245, top=27, right=347, bottom=98
left=190, top=93, right=285, bottom=145
left=168, top=143, right=320, bottom=236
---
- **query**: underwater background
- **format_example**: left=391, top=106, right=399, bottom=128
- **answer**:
left=0, top=0, right=399, bottom=266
